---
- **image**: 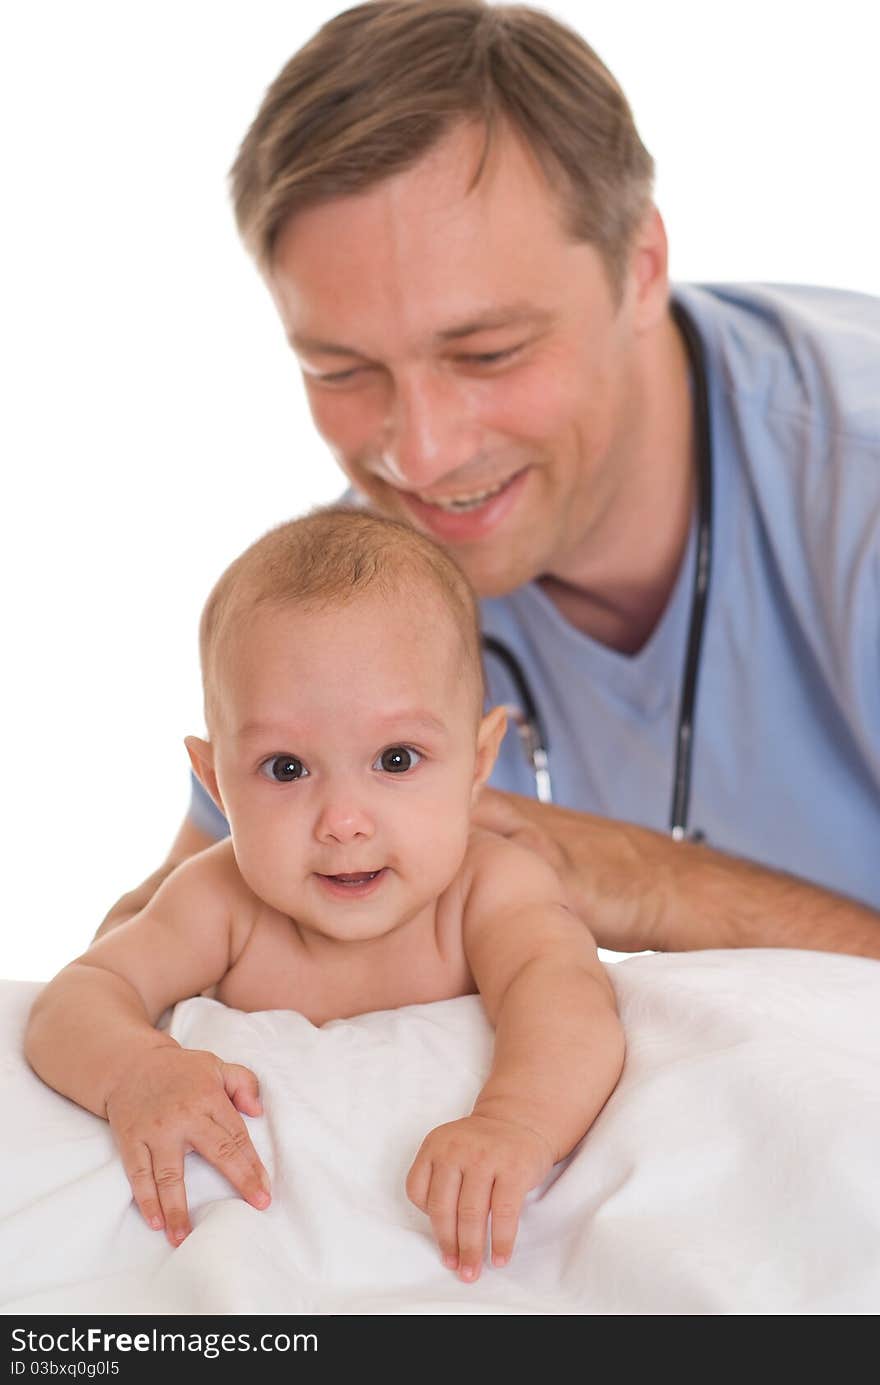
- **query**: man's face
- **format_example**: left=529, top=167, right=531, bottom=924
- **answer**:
left=268, top=123, right=655, bottom=598
left=208, top=591, right=498, bottom=944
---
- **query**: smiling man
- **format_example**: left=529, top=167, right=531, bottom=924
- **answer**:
left=267, top=120, right=687, bottom=639
left=99, top=0, right=880, bottom=957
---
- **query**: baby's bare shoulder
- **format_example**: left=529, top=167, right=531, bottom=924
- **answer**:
left=463, top=825, right=562, bottom=879
left=166, top=838, right=245, bottom=899
left=458, top=829, right=601, bottom=1015
left=155, top=839, right=262, bottom=959
left=461, top=827, right=568, bottom=911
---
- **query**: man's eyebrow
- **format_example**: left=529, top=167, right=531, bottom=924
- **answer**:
left=288, top=306, right=553, bottom=357
left=288, top=332, right=363, bottom=358
left=434, top=305, right=554, bottom=342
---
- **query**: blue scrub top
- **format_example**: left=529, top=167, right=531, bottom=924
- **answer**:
left=190, top=282, right=880, bottom=910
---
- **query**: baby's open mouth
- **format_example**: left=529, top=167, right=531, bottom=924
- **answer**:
left=318, top=870, right=384, bottom=887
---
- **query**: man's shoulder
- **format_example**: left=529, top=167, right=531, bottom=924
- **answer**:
left=674, top=281, right=880, bottom=437
left=674, top=280, right=880, bottom=340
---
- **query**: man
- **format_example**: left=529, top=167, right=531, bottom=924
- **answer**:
left=100, top=0, right=880, bottom=956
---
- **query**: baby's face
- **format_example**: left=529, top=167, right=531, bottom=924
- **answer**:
left=206, top=590, right=497, bottom=944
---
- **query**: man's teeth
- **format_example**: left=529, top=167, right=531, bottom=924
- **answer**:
left=417, top=477, right=512, bottom=512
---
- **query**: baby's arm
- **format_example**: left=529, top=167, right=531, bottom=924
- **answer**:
left=24, top=843, right=270, bottom=1244
left=406, top=833, right=624, bottom=1282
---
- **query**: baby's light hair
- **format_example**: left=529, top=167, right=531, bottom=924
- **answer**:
left=199, top=506, right=485, bottom=731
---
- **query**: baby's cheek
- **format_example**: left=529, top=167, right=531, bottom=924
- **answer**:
left=229, top=818, right=298, bottom=902
left=405, top=807, right=470, bottom=887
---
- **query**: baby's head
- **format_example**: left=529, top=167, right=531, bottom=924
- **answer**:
left=186, top=508, right=506, bottom=943
left=198, top=506, right=486, bottom=733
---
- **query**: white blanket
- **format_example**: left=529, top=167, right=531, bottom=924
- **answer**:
left=2, top=948, right=879, bottom=1316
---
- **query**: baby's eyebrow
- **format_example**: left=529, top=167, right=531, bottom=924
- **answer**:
left=234, top=711, right=449, bottom=741
left=374, top=710, right=450, bottom=737
left=234, top=720, right=301, bottom=742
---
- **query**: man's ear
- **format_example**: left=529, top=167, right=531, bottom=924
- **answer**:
left=628, top=205, right=669, bottom=335
left=472, top=705, right=508, bottom=798
left=184, top=735, right=225, bottom=814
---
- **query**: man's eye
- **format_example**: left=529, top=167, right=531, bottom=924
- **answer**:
left=260, top=755, right=309, bottom=783
left=319, top=368, right=360, bottom=383
left=459, top=345, right=522, bottom=367
left=374, top=746, right=422, bottom=774
left=311, top=363, right=375, bottom=385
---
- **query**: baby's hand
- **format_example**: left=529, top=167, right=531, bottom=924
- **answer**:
left=105, top=1046, right=271, bottom=1247
left=405, top=1114, right=554, bottom=1282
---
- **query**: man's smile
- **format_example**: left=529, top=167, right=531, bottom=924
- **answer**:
left=395, top=467, right=530, bottom=541
left=412, top=468, right=527, bottom=512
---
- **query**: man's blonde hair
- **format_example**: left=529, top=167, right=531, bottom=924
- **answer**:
left=200, top=506, right=485, bottom=729
left=230, top=0, right=654, bottom=297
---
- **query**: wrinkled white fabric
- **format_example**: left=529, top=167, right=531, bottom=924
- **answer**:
left=2, top=949, right=878, bottom=1315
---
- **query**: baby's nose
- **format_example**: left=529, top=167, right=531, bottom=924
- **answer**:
left=314, top=796, right=374, bottom=845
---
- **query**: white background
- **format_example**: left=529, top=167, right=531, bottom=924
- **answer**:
left=2, top=1, right=878, bottom=982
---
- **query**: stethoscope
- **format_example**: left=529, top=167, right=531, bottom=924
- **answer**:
left=482, top=300, right=713, bottom=843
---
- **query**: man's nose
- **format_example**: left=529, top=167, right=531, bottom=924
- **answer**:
left=379, top=371, right=478, bottom=490
left=314, top=791, right=375, bottom=846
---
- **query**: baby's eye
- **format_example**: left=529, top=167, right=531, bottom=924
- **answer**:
left=374, top=746, right=422, bottom=774
left=260, top=754, right=309, bottom=783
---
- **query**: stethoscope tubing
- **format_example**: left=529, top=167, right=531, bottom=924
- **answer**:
left=482, top=635, right=553, bottom=803
left=668, top=301, right=713, bottom=841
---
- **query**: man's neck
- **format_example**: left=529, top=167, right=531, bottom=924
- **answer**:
left=538, top=307, right=695, bottom=655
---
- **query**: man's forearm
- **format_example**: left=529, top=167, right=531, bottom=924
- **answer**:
left=25, top=964, right=177, bottom=1117
left=580, top=816, right=880, bottom=957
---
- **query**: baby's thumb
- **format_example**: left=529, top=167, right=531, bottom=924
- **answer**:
left=222, top=1063, right=263, bottom=1117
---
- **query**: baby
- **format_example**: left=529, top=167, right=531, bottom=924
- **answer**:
left=25, top=508, right=624, bottom=1283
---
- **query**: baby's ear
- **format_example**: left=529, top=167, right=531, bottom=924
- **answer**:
left=472, top=705, right=508, bottom=796
left=185, top=735, right=224, bottom=813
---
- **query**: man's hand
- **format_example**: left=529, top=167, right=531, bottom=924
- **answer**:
left=472, top=787, right=663, bottom=952
left=105, top=1047, right=271, bottom=1247
left=472, top=788, right=569, bottom=875
left=473, top=787, right=880, bottom=959
left=405, top=1114, right=554, bottom=1282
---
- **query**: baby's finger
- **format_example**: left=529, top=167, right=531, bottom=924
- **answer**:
left=456, top=1169, right=492, bottom=1283
left=404, top=1152, right=431, bottom=1211
left=118, top=1139, right=165, bottom=1233
left=222, top=1062, right=263, bottom=1118
left=489, top=1178, right=524, bottom=1268
left=425, top=1163, right=464, bottom=1271
left=194, top=1112, right=271, bottom=1211
left=150, top=1145, right=192, bottom=1247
